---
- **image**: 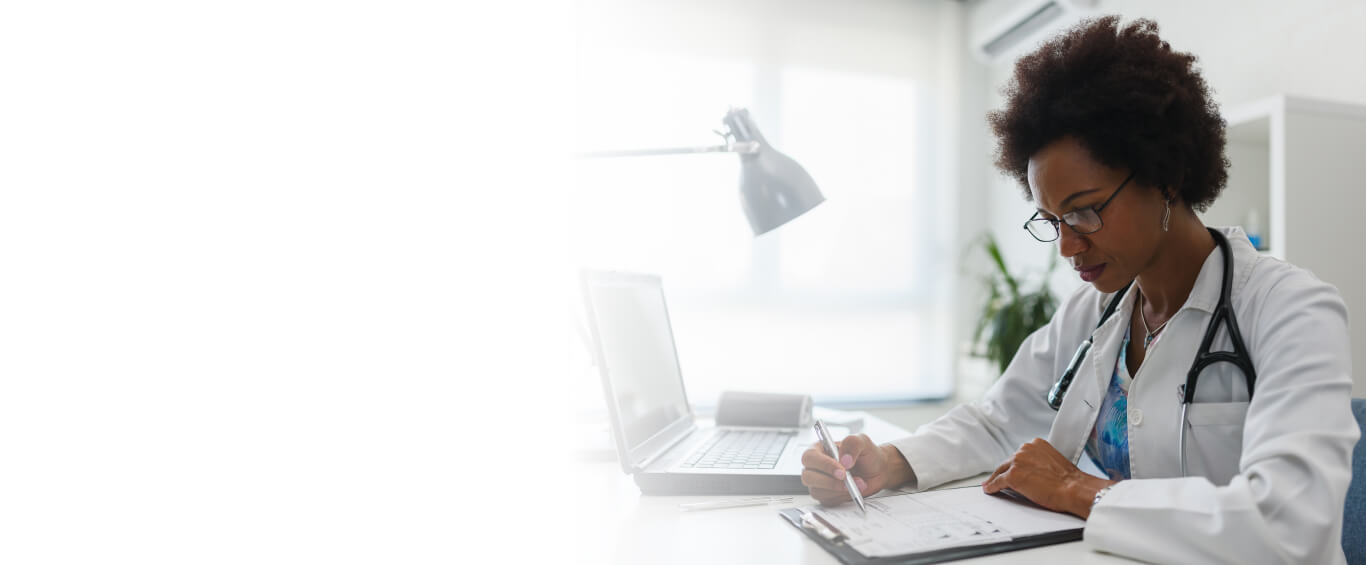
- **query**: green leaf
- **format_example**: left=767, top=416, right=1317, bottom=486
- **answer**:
left=983, top=233, right=1019, bottom=297
left=968, top=231, right=1059, bottom=376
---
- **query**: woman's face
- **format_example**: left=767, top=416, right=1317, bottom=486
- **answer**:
left=1027, top=136, right=1167, bottom=293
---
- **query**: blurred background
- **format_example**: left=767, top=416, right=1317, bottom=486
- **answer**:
left=6, top=1, right=1364, bottom=562
left=571, top=0, right=1366, bottom=432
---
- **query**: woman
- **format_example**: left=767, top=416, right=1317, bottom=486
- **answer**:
left=801, top=16, right=1358, bottom=564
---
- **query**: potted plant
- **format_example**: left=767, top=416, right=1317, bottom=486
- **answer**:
left=971, top=233, right=1059, bottom=376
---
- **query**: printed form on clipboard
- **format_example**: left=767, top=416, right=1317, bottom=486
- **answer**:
left=786, top=486, right=1086, bottom=561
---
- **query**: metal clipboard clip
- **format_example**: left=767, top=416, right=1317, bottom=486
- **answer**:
left=798, top=509, right=848, bottom=545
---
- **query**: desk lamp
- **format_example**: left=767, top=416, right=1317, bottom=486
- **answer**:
left=578, top=108, right=825, bottom=236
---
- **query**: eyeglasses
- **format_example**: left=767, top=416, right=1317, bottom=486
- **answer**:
left=1023, top=172, right=1135, bottom=242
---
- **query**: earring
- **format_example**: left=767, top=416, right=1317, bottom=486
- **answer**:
left=1162, top=199, right=1171, bottom=232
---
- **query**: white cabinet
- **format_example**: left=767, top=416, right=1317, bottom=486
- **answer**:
left=1202, top=95, right=1366, bottom=394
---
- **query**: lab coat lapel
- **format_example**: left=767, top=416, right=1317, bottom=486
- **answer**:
left=1047, top=287, right=1136, bottom=465
left=1132, top=227, right=1262, bottom=478
left=1128, top=311, right=1201, bottom=477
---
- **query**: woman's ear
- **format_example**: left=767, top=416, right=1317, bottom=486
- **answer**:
left=1161, top=186, right=1194, bottom=212
left=1163, top=172, right=1186, bottom=204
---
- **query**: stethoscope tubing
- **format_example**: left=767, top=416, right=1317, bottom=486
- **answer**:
left=1179, top=402, right=1190, bottom=476
left=1047, top=229, right=1254, bottom=477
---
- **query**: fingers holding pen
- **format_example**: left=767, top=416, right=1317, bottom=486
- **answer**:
left=802, top=443, right=849, bottom=479
left=837, top=434, right=870, bottom=467
left=808, top=485, right=851, bottom=505
left=801, top=441, right=869, bottom=502
left=802, top=471, right=868, bottom=504
left=802, top=469, right=846, bottom=493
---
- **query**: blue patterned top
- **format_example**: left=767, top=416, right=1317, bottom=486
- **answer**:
left=1085, top=327, right=1133, bottom=481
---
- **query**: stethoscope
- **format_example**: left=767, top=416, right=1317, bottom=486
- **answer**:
left=1045, top=228, right=1256, bottom=476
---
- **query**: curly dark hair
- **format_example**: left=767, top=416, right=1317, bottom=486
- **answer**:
left=988, top=16, right=1228, bottom=212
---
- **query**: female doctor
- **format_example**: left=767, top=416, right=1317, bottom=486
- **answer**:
left=801, top=16, right=1359, bottom=565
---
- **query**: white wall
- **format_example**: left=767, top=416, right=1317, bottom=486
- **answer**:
left=579, top=0, right=992, bottom=405
left=955, top=0, right=1366, bottom=395
left=972, top=0, right=1366, bottom=109
left=833, top=0, right=1366, bottom=442
left=970, top=0, right=1366, bottom=282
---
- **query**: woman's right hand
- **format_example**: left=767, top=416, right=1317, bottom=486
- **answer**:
left=799, top=433, right=910, bottom=505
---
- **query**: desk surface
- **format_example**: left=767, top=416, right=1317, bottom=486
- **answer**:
left=571, top=413, right=1132, bottom=565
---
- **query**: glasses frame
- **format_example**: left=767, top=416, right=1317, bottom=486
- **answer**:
left=1023, top=172, right=1136, bottom=242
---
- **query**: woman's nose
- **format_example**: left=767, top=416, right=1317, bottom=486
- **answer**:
left=1057, top=226, right=1089, bottom=258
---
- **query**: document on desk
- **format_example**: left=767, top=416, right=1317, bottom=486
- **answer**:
left=801, top=486, right=1085, bottom=558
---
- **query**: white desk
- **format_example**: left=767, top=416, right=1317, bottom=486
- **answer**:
left=570, top=413, right=1132, bottom=564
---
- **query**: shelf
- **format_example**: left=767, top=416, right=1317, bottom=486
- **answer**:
left=1210, top=94, right=1366, bottom=395
left=1203, top=114, right=1275, bottom=256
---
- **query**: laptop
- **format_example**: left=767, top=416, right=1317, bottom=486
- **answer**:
left=580, top=269, right=816, bottom=495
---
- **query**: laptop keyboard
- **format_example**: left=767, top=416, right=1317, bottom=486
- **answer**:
left=681, top=430, right=794, bottom=469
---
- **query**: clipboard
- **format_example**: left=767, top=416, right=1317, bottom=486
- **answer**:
left=778, top=487, right=1084, bottom=565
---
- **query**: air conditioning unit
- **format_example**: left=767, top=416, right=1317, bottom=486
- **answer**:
left=970, top=0, right=1097, bottom=65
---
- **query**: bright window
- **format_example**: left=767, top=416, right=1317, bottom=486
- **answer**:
left=574, top=1, right=958, bottom=406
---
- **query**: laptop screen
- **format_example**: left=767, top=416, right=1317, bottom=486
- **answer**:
left=582, top=272, right=692, bottom=455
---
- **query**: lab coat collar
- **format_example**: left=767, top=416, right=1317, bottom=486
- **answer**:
left=1057, top=282, right=1138, bottom=465
left=1051, top=226, right=1260, bottom=466
left=1160, top=226, right=1258, bottom=314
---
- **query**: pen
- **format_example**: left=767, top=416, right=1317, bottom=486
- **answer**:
left=814, top=419, right=867, bottom=514
left=679, top=496, right=794, bottom=512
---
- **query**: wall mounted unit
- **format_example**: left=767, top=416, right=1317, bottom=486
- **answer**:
left=970, top=0, right=1096, bottom=64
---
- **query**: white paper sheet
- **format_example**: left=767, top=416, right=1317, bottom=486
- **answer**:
left=806, top=487, right=1086, bottom=558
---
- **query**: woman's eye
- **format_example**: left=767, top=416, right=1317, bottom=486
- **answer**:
left=1063, top=204, right=1096, bottom=217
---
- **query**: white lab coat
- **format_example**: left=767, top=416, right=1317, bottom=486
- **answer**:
left=890, top=226, right=1359, bottom=564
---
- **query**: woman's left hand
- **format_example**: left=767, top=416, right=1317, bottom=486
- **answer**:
left=982, top=438, right=1117, bottom=519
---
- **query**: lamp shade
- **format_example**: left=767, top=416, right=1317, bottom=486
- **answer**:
left=723, top=109, right=825, bottom=236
